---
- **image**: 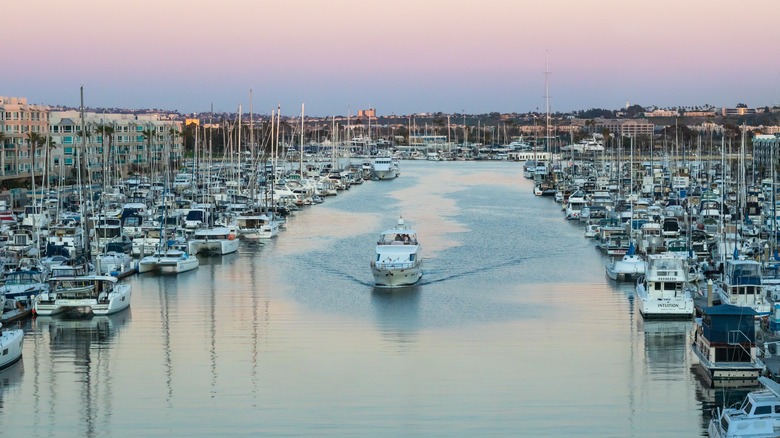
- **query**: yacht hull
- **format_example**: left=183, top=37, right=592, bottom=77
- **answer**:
left=35, top=285, right=132, bottom=316
left=635, top=285, right=694, bottom=318
left=0, top=328, right=23, bottom=370
left=188, top=239, right=239, bottom=256
left=371, top=265, right=422, bottom=287
left=139, top=256, right=199, bottom=274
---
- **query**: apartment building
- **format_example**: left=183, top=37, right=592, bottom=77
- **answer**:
left=49, top=111, right=184, bottom=183
left=593, top=118, right=655, bottom=137
left=752, top=134, right=780, bottom=175
left=0, top=96, right=50, bottom=180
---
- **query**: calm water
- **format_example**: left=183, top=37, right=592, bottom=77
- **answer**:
left=0, top=161, right=745, bottom=436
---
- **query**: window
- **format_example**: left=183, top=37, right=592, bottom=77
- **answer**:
left=754, top=405, right=772, bottom=415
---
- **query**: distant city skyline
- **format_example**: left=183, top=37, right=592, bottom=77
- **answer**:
left=5, top=0, right=780, bottom=117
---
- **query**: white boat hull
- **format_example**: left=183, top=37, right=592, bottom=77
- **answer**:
left=373, top=169, right=398, bottom=180
left=93, top=287, right=132, bottom=315
left=371, top=264, right=422, bottom=287
left=35, top=285, right=132, bottom=316
left=605, top=256, right=645, bottom=282
left=635, top=285, right=694, bottom=318
left=188, top=238, right=239, bottom=255
left=0, top=328, right=23, bottom=370
left=139, top=256, right=199, bottom=274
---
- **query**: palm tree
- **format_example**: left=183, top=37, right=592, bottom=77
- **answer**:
left=585, top=119, right=596, bottom=134
left=181, top=123, right=195, bottom=156
left=142, top=127, right=157, bottom=174
left=168, top=127, right=181, bottom=172
left=601, top=128, right=612, bottom=150
left=94, top=123, right=115, bottom=186
left=76, top=126, right=93, bottom=184
left=42, top=135, right=57, bottom=187
left=26, top=131, right=45, bottom=184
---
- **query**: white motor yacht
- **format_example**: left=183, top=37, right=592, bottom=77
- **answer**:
left=35, top=275, right=131, bottom=316
left=715, top=259, right=771, bottom=317
left=371, top=156, right=399, bottom=180
left=371, top=217, right=422, bottom=287
left=634, top=253, right=694, bottom=318
left=709, top=376, right=780, bottom=437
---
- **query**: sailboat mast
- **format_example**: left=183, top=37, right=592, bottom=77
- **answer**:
left=249, top=89, right=255, bottom=204
left=299, top=103, right=304, bottom=176
left=78, top=86, right=90, bottom=259
left=331, top=116, right=336, bottom=169
left=544, top=52, right=551, bottom=165
left=237, top=104, right=242, bottom=196
left=275, top=105, right=281, bottom=174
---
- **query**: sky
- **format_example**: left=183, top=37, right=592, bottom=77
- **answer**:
left=4, top=0, right=780, bottom=117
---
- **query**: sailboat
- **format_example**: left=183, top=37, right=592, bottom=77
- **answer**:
left=605, top=135, right=644, bottom=282
left=532, top=55, right=557, bottom=197
left=605, top=242, right=645, bottom=281
left=34, top=87, right=132, bottom=317
left=138, top=242, right=199, bottom=274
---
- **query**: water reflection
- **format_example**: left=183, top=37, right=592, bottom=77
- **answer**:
left=371, top=286, right=421, bottom=349
left=0, top=358, right=23, bottom=410
left=35, top=311, right=130, bottom=349
left=156, top=274, right=178, bottom=405
left=693, top=373, right=756, bottom=432
left=32, top=311, right=130, bottom=438
left=640, top=319, right=690, bottom=376
left=605, top=275, right=636, bottom=314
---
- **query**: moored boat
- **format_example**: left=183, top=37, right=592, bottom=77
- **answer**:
left=635, top=253, right=695, bottom=318
left=0, top=323, right=23, bottom=370
left=605, top=242, right=645, bottom=282
left=35, top=275, right=131, bottom=316
left=138, top=244, right=199, bottom=274
left=708, top=376, right=780, bottom=437
left=692, top=304, right=764, bottom=386
left=187, top=227, right=239, bottom=256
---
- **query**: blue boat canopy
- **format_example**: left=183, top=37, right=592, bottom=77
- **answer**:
left=701, top=304, right=758, bottom=316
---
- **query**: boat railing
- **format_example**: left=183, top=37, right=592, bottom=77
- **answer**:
left=372, top=261, right=417, bottom=270
left=727, top=330, right=753, bottom=347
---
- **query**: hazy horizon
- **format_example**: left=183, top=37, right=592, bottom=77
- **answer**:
left=5, top=0, right=780, bottom=117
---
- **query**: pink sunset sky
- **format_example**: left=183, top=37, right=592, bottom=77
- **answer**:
left=4, top=0, right=780, bottom=116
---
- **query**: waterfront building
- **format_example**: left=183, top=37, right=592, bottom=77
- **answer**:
left=752, top=134, right=780, bottom=176
left=0, top=96, right=50, bottom=181
left=591, top=118, right=655, bottom=137
left=49, top=111, right=184, bottom=183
